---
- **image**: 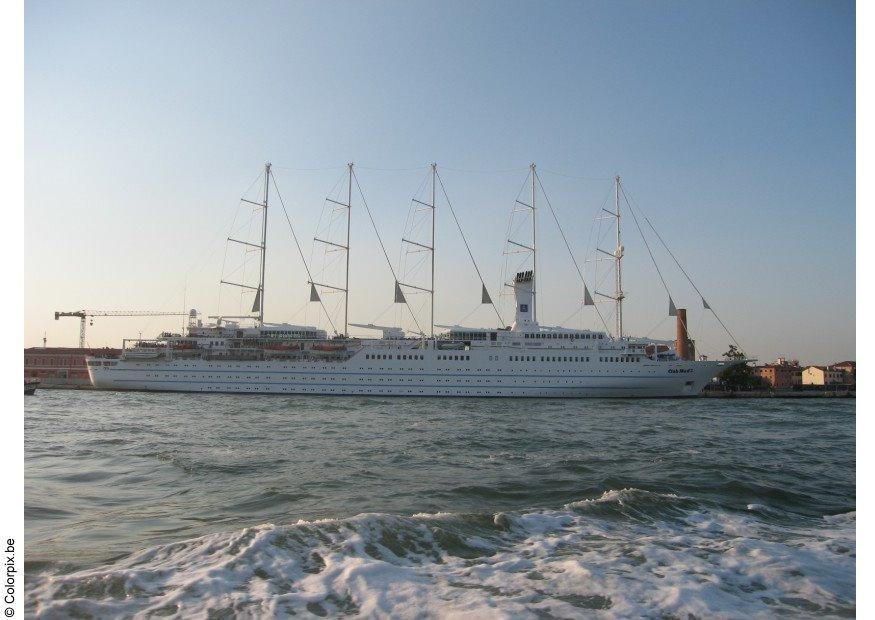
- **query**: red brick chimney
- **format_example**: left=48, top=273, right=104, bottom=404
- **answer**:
left=675, top=308, right=692, bottom=360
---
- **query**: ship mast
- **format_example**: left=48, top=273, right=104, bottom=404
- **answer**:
left=590, top=174, right=625, bottom=339
left=258, top=162, right=270, bottom=326
left=531, top=163, right=537, bottom=323
left=505, top=164, right=538, bottom=324
left=614, top=174, right=623, bottom=339
left=311, top=163, right=353, bottom=336
left=429, top=163, right=436, bottom=338
left=398, top=163, right=436, bottom=338
left=221, top=162, right=271, bottom=325
left=344, top=163, right=352, bottom=336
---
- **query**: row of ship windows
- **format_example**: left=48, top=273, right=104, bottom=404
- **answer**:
left=135, top=368, right=657, bottom=383
left=138, top=356, right=643, bottom=370
left=142, top=375, right=644, bottom=383
left=511, top=355, right=591, bottom=362
left=193, top=386, right=592, bottom=395
left=522, top=332, right=604, bottom=340
left=510, top=355, right=641, bottom=363
left=362, top=354, right=637, bottom=363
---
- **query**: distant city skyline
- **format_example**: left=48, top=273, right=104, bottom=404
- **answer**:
left=24, top=0, right=854, bottom=364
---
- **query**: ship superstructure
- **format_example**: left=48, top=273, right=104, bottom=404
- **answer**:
left=87, top=163, right=743, bottom=397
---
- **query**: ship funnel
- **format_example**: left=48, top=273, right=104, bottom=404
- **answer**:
left=674, top=308, right=694, bottom=360
left=511, top=270, right=535, bottom=331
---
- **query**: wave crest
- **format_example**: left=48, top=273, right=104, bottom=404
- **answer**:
left=28, top=492, right=855, bottom=618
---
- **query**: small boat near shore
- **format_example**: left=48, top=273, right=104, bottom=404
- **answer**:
left=25, top=378, right=40, bottom=395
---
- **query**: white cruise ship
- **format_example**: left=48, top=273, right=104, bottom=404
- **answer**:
left=87, top=163, right=743, bottom=397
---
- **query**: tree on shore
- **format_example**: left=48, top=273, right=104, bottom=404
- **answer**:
left=717, top=362, right=768, bottom=390
left=723, top=344, right=745, bottom=360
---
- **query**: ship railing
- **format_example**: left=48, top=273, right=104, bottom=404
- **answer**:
left=363, top=341, right=428, bottom=350
left=122, top=338, right=167, bottom=350
left=120, top=339, right=168, bottom=360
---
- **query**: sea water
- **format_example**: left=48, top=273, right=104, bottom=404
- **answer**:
left=24, top=391, right=855, bottom=617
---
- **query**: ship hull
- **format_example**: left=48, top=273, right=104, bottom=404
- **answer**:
left=87, top=355, right=724, bottom=398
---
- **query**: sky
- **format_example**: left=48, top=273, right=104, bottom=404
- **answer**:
left=24, top=0, right=854, bottom=364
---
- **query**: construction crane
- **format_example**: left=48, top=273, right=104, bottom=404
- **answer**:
left=54, top=310, right=192, bottom=348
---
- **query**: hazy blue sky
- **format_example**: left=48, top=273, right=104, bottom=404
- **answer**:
left=25, top=0, right=854, bottom=363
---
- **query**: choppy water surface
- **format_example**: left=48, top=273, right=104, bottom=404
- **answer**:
left=25, top=392, right=854, bottom=617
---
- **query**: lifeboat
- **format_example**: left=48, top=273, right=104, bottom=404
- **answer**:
left=264, top=342, right=302, bottom=351
left=311, top=343, right=346, bottom=352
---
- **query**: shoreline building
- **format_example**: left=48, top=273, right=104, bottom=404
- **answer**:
left=801, top=365, right=847, bottom=386
left=24, top=347, right=121, bottom=387
left=831, top=361, right=856, bottom=385
left=753, top=358, right=802, bottom=388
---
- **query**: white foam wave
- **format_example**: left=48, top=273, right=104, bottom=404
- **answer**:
left=27, top=494, right=855, bottom=618
left=565, top=487, right=683, bottom=508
